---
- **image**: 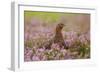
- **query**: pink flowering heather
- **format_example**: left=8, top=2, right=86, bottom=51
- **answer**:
left=24, top=12, right=90, bottom=61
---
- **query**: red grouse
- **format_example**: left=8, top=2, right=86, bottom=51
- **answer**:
left=41, top=23, right=68, bottom=49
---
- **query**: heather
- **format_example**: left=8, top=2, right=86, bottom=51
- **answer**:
left=24, top=11, right=90, bottom=61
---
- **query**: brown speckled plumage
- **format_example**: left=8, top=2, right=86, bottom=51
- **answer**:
left=40, top=23, right=68, bottom=49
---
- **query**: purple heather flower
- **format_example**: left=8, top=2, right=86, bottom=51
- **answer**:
left=32, top=55, right=40, bottom=61
left=51, top=43, right=60, bottom=50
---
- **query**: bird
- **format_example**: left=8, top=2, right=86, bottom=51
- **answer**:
left=39, top=23, right=68, bottom=49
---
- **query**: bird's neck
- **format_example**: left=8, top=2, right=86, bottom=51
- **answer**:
left=55, top=29, right=63, bottom=37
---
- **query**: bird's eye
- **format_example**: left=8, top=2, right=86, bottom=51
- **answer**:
left=60, top=23, right=64, bottom=27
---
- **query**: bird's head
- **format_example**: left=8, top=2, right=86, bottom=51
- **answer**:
left=56, top=23, right=65, bottom=32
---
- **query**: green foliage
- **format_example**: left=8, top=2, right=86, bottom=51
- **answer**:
left=24, top=11, right=62, bottom=23
left=24, top=40, right=33, bottom=48
left=78, top=43, right=90, bottom=58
